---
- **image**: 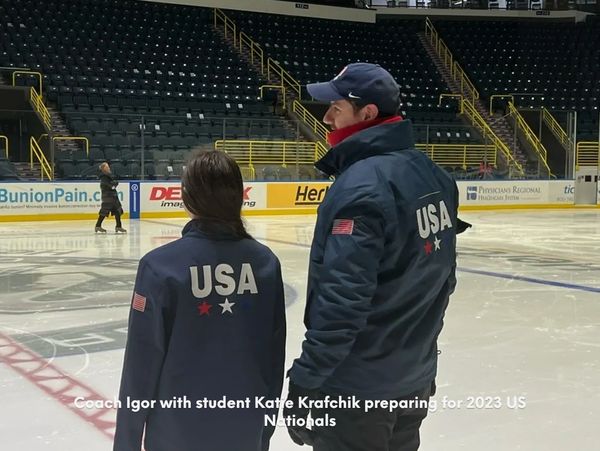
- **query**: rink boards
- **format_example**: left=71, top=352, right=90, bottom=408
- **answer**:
left=0, top=179, right=596, bottom=221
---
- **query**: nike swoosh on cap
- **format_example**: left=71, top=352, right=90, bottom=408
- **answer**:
left=347, top=92, right=361, bottom=99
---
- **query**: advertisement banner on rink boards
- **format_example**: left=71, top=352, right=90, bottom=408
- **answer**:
left=0, top=180, right=586, bottom=220
left=547, top=181, right=575, bottom=204
left=457, top=181, right=574, bottom=206
left=266, top=182, right=332, bottom=209
left=140, top=182, right=266, bottom=214
left=0, top=182, right=129, bottom=217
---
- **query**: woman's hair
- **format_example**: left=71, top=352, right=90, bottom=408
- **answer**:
left=182, top=150, right=251, bottom=239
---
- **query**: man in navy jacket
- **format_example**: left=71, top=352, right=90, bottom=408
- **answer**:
left=286, top=63, right=459, bottom=451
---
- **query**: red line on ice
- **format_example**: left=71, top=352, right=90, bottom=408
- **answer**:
left=0, top=332, right=116, bottom=440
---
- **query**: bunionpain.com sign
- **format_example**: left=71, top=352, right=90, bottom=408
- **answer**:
left=0, top=182, right=129, bottom=217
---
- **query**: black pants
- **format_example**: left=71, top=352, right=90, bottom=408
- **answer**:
left=96, top=211, right=122, bottom=228
left=312, top=384, right=432, bottom=451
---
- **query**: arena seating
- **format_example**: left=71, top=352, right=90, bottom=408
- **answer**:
left=229, top=12, right=485, bottom=146
left=434, top=18, right=600, bottom=142
left=0, top=156, right=19, bottom=180
left=0, top=0, right=295, bottom=179
left=8, top=0, right=581, bottom=180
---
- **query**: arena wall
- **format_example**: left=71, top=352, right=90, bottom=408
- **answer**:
left=0, top=180, right=596, bottom=221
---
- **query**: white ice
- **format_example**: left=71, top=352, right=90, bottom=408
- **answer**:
left=0, top=210, right=599, bottom=450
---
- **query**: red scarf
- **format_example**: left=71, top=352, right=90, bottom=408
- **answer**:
left=327, top=115, right=403, bottom=147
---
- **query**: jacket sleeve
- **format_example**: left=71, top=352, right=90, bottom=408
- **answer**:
left=113, top=257, right=170, bottom=451
left=449, top=182, right=460, bottom=293
left=270, top=260, right=286, bottom=400
left=262, top=259, right=287, bottom=450
left=100, top=176, right=113, bottom=191
left=289, top=192, right=385, bottom=390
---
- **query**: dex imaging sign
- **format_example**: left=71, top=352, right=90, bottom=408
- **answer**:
left=140, top=182, right=266, bottom=215
left=149, top=186, right=185, bottom=208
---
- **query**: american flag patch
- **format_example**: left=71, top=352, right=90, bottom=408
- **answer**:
left=132, top=292, right=146, bottom=312
left=332, top=218, right=354, bottom=235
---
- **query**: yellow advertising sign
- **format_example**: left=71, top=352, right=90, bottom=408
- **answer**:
left=267, top=183, right=332, bottom=209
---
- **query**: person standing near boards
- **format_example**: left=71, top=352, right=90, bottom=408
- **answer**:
left=95, top=162, right=127, bottom=234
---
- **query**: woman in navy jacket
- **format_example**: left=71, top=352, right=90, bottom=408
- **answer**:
left=114, top=150, right=286, bottom=451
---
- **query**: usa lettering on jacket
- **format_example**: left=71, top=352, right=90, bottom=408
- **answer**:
left=190, top=264, right=258, bottom=297
left=416, top=200, right=453, bottom=239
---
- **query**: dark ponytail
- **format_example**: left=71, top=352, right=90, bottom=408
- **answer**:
left=182, top=150, right=251, bottom=239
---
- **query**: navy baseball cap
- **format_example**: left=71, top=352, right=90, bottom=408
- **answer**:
left=307, top=63, right=400, bottom=116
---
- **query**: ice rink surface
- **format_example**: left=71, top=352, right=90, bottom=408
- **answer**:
left=1, top=210, right=599, bottom=450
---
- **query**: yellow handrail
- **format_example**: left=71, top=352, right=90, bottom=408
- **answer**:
left=425, top=18, right=437, bottom=47
left=260, top=85, right=287, bottom=109
left=438, top=40, right=453, bottom=72
left=293, top=100, right=329, bottom=143
left=215, top=140, right=322, bottom=166
left=30, top=87, right=52, bottom=130
left=0, top=135, right=8, bottom=159
left=240, top=31, right=264, bottom=75
left=507, top=102, right=552, bottom=177
left=438, top=94, right=464, bottom=114
left=267, top=57, right=301, bottom=99
left=461, top=99, right=524, bottom=175
left=29, top=136, right=53, bottom=180
left=424, top=20, right=530, bottom=174
left=415, top=143, right=497, bottom=169
left=213, top=8, right=327, bottom=147
left=452, top=62, right=478, bottom=105
left=215, top=139, right=497, bottom=170
left=489, top=94, right=515, bottom=115
left=14, top=70, right=52, bottom=131
left=425, top=18, right=479, bottom=105
left=315, top=141, right=328, bottom=161
left=52, top=136, right=90, bottom=156
left=12, top=70, right=43, bottom=94
left=508, top=103, right=550, bottom=166
left=542, top=107, right=573, bottom=150
left=214, top=8, right=237, bottom=46
left=240, top=165, right=256, bottom=181
left=575, top=142, right=600, bottom=169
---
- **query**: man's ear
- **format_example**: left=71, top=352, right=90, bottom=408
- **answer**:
left=362, top=104, right=379, bottom=121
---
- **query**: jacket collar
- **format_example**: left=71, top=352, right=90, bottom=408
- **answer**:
left=315, top=118, right=416, bottom=177
left=182, top=219, right=243, bottom=241
left=326, top=116, right=402, bottom=147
